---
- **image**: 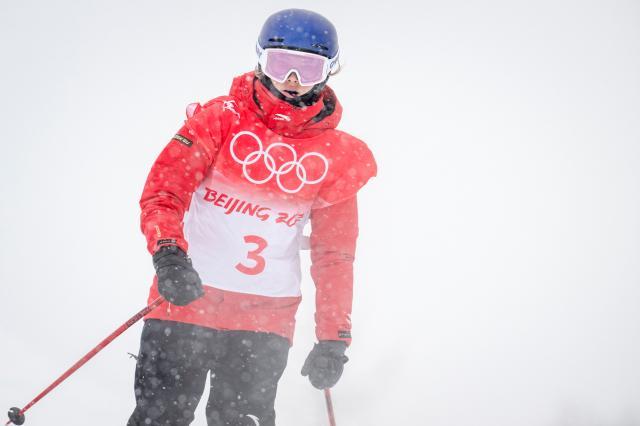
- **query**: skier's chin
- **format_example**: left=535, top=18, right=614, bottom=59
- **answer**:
left=271, top=81, right=314, bottom=99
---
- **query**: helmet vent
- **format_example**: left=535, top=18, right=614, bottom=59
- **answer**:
left=312, top=43, right=329, bottom=51
left=269, top=37, right=285, bottom=42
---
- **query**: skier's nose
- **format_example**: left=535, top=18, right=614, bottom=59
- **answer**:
left=285, top=72, right=300, bottom=84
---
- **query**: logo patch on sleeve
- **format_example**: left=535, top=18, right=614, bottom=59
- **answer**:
left=338, top=330, right=352, bottom=339
left=157, top=238, right=177, bottom=246
left=172, top=134, right=193, bottom=147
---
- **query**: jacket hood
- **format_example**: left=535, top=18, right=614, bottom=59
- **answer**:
left=229, top=71, right=343, bottom=138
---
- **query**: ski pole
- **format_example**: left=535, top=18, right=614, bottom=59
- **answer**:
left=324, top=388, right=337, bottom=426
left=5, top=296, right=165, bottom=425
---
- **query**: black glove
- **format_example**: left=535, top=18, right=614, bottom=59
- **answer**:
left=152, top=245, right=204, bottom=306
left=301, top=340, right=349, bottom=389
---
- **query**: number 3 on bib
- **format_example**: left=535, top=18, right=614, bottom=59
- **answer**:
left=235, top=235, right=268, bottom=275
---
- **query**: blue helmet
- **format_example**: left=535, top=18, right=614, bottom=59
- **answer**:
left=257, top=9, right=339, bottom=59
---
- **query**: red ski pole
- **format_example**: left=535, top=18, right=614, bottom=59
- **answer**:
left=324, top=388, right=337, bottom=426
left=5, top=296, right=165, bottom=425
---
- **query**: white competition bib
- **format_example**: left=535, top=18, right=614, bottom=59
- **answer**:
left=184, top=171, right=310, bottom=297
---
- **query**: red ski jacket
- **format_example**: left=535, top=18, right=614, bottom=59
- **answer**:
left=140, top=72, right=376, bottom=345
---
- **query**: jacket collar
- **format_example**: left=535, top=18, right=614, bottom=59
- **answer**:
left=229, top=71, right=342, bottom=138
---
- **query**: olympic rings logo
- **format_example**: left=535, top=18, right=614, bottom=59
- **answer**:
left=230, top=131, right=329, bottom=194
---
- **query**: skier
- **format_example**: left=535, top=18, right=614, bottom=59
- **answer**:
left=128, top=8, right=376, bottom=426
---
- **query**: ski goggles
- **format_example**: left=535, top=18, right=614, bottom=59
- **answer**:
left=257, top=46, right=339, bottom=86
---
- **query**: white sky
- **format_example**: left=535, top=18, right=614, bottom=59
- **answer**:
left=1, top=1, right=639, bottom=425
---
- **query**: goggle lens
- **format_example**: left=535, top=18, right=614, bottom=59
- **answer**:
left=262, top=49, right=331, bottom=86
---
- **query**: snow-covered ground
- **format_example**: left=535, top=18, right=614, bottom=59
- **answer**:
left=1, top=1, right=639, bottom=425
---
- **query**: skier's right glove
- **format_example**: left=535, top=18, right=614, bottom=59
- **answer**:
left=152, top=245, right=204, bottom=306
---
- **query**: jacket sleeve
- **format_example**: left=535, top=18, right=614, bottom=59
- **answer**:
left=140, top=106, right=223, bottom=254
left=313, top=134, right=376, bottom=209
left=310, top=195, right=359, bottom=346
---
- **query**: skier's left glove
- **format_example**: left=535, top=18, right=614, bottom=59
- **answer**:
left=301, top=340, right=349, bottom=389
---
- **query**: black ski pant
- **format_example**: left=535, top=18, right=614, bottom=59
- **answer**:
left=127, top=319, right=290, bottom=426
